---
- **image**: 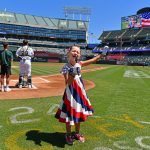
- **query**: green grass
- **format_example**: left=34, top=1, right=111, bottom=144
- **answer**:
left=0, top=63, right=150, bottom=150
left=12, top=62, right=63, bottom=75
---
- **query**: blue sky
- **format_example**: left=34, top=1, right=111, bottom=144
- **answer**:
left=0, top=0, right=149, bottom=43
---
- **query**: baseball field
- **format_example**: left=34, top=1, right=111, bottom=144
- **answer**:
left=0, top=62, right=150, bottom=150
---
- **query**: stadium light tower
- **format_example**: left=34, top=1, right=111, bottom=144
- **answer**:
left=63, top=6, right=91, bottom=21
left=88, top=32, right=98, bottom=43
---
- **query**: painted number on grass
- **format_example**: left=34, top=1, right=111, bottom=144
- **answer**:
left=113, top=141, right=142, bottom=150
left=8, top=104, right=59, bottom=124
left=9, top=107, right=40, bottom=124
left=135, top=136, right=150, bottom=149
left=94, top=138, right=150, bottom=150
left=47, top=104, right=59, bottom=115
left=124, top=70, right=150, bottom=78
left=4, top=104, right=150, bottom=150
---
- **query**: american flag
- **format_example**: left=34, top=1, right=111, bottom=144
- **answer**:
left=141, top=12, right=150, bottom=27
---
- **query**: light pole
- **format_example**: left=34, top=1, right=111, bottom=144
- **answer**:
left=88, top=32, right=98, bottom=44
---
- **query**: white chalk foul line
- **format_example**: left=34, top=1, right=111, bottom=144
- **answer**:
left=39, top=77, right=50, bottom=83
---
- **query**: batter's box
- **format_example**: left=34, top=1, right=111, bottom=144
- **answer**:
left=10, top=77, right=50, bottom=90
left=33, top=77, right=51, bottom=83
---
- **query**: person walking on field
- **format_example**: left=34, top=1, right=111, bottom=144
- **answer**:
left=0, top=42, right=13, bottom=92
left=55, top=44, right=108, bottom=145
left=16, top=40, right=34, bottom=88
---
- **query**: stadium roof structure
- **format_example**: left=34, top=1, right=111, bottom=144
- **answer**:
left=137, top=7, right=150, bottom=15
left=0, top=10, right=89, bottom=30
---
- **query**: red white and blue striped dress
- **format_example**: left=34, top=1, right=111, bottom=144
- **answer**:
left=55, top=62, right=94, bottom=125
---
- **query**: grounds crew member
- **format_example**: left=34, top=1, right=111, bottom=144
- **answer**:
left=16, top=40, right=34, bottom=88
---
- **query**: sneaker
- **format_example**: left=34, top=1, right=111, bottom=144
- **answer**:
left=1, top=85, right=4, bottom=92
left=65, top=133, right=73, bottom=145
left=18, top=85, right=22, bottom=88
left=5, top=87, right=11, bottom=92
left=28, top=85, right=32, bottom=89
left=74, top=132, right=85, bottom=143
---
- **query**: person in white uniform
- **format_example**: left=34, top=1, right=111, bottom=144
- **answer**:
left=16, top=40, right=34, bottom=88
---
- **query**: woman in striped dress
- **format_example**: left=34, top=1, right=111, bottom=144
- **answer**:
left=55, top=45, right=108, bottom=145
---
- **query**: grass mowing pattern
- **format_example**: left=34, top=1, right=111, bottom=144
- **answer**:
left=12, top=62, right=63, bottom=75
left=0, top=63, right=150, bottom=149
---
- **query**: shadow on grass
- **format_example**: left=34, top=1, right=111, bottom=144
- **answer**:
left=26, top=130, right=66, bottom=148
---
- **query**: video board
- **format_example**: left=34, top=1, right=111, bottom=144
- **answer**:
left=121, top=12, right=150, bottom=29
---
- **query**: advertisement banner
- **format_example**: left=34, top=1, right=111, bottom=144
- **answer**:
left=34, top=51, right=60, bottom=58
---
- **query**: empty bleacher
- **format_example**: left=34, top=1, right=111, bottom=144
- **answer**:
left=137, top=28, right=150, bottom=39
left=105, top=30, right=126, bottom=41
left=99, top=31, right=111, bottom=40
left=121, top=28, right=141, bottom=40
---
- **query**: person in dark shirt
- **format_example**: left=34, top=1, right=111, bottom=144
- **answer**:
left=0, top=42, right=13, bottom=92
